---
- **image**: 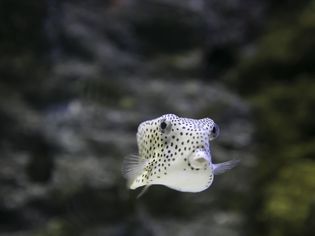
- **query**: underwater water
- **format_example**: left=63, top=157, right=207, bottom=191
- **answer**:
left=0, top=0, right=314, bottom=235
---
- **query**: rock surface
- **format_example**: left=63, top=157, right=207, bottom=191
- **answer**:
left=2, top=0, right=314, bottom=236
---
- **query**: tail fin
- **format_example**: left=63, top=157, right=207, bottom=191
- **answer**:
left=213, top=159, right=240, bottom=175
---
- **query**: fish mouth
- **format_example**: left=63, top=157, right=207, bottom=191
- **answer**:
left=189, top=149, right=211, bottom=169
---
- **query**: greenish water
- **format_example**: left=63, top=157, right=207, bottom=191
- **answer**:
left=0, top=0, right=314, bottom=236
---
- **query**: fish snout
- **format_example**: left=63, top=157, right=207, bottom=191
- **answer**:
left=189, top=149, right=211, bottom=169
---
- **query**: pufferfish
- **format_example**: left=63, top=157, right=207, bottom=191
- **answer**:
left=122, top=114, right=239, bottom=196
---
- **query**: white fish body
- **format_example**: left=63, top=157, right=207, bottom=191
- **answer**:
left=122, top=114, right=239, bottom=194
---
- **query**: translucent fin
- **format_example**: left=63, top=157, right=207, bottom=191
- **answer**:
left=213, top=159, right=240, bottom=175
left=121, top=154, right=147, bottom=186
left=137, top=185, right=151, bottom=198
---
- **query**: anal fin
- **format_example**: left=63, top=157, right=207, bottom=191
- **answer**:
left=137, top=185, right=151, bottom=198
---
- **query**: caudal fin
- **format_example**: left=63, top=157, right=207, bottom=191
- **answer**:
left=213, top=159, right=240, bottom=175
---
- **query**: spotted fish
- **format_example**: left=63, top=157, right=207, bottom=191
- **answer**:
left=122, top=114, right=239, bottom=196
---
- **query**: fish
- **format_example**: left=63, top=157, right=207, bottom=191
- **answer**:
left=122, top=114, right=239, bottom=196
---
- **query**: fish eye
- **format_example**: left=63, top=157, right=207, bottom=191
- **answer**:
left=160, top=121, right=167, bottom=130
left=210, top=123, right=220, bottom=140
left=159, top=119, right=171, bottom=134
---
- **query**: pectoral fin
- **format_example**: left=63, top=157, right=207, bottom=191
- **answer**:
left=121, top=154, right=147, bottom=188
left=213, top=159, right=240, bottom=175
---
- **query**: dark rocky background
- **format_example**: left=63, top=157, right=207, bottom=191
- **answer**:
left=0, top=0, right=314, bottom=235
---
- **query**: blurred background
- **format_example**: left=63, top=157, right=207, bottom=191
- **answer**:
left=0, top=0, right=314, bottom=235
